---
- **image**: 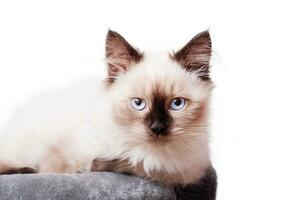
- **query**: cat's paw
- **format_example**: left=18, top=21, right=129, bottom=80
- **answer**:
left=0, top=165, right=37, bottom=175
left=91, top=158, right=132, bottom=174
left=91, top=159, right=115, bottom=171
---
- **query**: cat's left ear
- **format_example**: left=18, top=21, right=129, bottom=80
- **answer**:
left=105, top=30, right=143, bottom=83
left=172, top=31, right=212, bottom=80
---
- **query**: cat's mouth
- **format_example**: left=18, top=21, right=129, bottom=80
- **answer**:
left=146, top=125, right=171, bottom=138
left=146, top=130, right=174, bottom=143
left=149, top=132, right=168, bottom=139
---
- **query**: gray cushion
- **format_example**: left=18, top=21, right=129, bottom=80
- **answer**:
left=0, top=172, right=176, bottom=200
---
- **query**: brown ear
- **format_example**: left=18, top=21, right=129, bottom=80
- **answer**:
left=172, top=31, right=212, bottom=80
left=105, top=30, right=143, bottom=83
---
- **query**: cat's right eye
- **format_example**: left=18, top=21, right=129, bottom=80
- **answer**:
left=130, top=98, right=146, bottom=111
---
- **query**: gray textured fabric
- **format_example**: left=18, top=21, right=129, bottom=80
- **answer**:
left=0, top=172, right=176, bottom=200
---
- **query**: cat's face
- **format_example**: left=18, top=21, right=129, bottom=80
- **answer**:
left=105, top=30, right=213, bottom=146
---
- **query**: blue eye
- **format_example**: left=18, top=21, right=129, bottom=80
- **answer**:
left=130, top=98, right=146, bottom=111
left=170, top=98, right=186, bottom=110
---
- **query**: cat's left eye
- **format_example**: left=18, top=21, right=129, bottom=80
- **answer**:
left=169, top=97, right=186, bottom=111
left=130, top=98, right=146, bottom=111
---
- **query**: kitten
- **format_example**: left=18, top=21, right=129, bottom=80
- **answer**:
left=0, top=30, right=214, bottom=186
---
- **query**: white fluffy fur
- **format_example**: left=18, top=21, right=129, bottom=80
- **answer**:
left=0, top=52, right=212, bottom=184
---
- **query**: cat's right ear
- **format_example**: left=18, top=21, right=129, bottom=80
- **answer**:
left=105, top=30, right=143, bottom=83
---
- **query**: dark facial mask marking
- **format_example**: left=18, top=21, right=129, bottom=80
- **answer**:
left=144, top=92, right=172, bottom=136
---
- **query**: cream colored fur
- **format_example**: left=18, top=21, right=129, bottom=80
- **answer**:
left=0, top=51, right=213, bottom=185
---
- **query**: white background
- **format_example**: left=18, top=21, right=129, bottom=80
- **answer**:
left=0, top=0, right=299, bottom=199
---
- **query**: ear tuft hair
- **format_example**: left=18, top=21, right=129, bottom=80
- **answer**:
left=172, top=31, right=212, bottom=81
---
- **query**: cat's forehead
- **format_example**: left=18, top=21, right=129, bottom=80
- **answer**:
left=113, top=52, right=210, bottom=101
left=127, top=52, right=192, bottom=93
